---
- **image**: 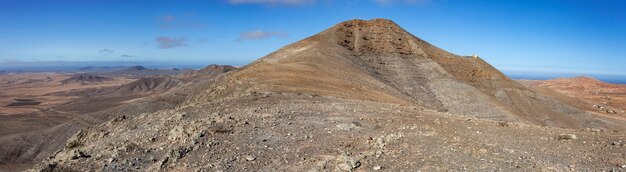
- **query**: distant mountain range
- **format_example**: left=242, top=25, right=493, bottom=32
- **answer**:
left=0, top=61, right=207, bottom=73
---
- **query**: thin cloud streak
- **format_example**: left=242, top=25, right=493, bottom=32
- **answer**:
left=98, top=49, right=115, bottom=55
left=156, top=14, right=205, bottom=30
left=236, top=30, right=288, bottom=41
left=155, top=37, right=188, bottom=49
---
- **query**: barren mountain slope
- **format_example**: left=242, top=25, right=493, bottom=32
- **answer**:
left=198, top=19, right=625, bottom=130
left=31, top=19, right=626, bottom=171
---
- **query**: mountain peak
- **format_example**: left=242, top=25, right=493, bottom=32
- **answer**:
left=329, top=18, right=428, bottom=56
left=336, top=18, right=401, bottom=28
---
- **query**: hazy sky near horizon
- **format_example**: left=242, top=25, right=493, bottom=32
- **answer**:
left=1, top=0, right=625, bottom=76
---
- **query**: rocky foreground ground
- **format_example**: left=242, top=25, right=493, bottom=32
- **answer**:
left=34, top=93, right=626, bottom=171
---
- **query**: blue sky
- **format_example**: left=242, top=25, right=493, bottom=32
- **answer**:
left=0, top=0, right=625, bottom=79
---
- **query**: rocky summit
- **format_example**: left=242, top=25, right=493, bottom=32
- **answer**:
left=32, top=19, right=626, bottom=171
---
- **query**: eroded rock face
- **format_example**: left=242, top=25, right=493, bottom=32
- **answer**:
left=335, top=19, right=425, bottom=56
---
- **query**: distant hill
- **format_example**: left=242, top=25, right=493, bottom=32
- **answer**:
left=517, top=76, right=626, bottom=115
left=61, top=74, right=113, bottom=84
left=123, top=65, right=147, bottom=71
left=114, top=76, right=180, bottom=94
left=93, top=76, right=182, bottom=96
left=78, top=66, right=127, bottom=72
left=180, top=64, right=237, bottom=81
left=107, top=65, right=183, bottom=77
left=518, top=76, right=623, bottom=89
